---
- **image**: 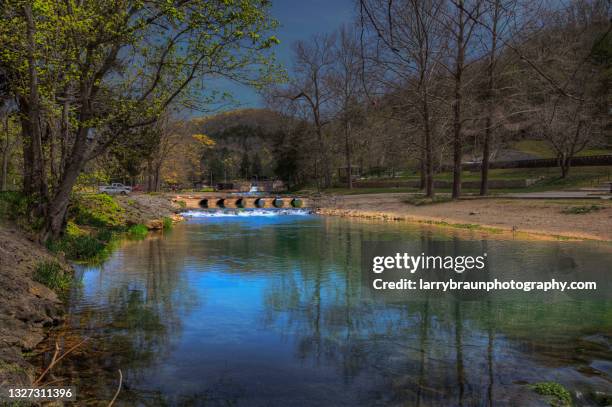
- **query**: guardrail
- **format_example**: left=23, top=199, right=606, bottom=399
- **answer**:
left=463, top=154, right=612, bottom=171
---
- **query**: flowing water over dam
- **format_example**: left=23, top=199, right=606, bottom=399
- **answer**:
left=44, top=210, right=612, bottom=406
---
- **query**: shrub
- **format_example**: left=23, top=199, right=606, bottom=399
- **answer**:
left=0, top=191, right=29, bottom=221
left=47, top=234, right=105, bottom=261
left=34, top=261, right=72, bottom=292
left=70, top=194, right=124, bottom=228
left=95, top=228, right=114, bottom=243
left=65, top=221, right=86, bottom=237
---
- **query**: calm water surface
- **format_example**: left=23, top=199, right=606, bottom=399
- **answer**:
left=52, top=211, right=612, bottom=406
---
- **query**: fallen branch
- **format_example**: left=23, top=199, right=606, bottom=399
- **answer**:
left=33, top=337, right=89, bottom=386
left=108, top=369, right=123, bottom=407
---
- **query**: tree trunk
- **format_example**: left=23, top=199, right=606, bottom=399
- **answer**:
left=23, top=4, right=49, bottom=215
left=43, top=148, right=89, bottom=239
left=452, top=1, right=465, bottom=200
left=345, top=121, right=352, bottom=189
left=1, top=115, right=10, bottom=191
left=423, top=95, right=434, bottom=198
left=420, top=145, right=426, bottom=191
left=154, top=162, right=162, bottom=192
left=1, top=146, right=8, bottom=191
left=480, top=0, right=499, bottom=196
left=559, top=154, right=571, bottom=178
left=42, top=120, right=91, bottom=240
left=480, top=116, right=491, bottom=195
left=316, top=127, right=331, bottom=188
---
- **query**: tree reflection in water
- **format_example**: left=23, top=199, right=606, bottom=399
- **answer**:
left=37, top=216, right=612, bottom=406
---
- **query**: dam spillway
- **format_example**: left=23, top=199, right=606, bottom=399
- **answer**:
left=173, top=194, right=311, bottom=210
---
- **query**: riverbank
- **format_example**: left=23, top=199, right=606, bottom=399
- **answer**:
left=0, top=224, right=68, bottom=388
left=0, top=192, right=183, bottom=389
left=315, top=193, right=612, bottom=241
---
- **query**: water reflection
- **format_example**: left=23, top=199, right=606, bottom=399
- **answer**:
left=44, top=215, right=612, bottom=406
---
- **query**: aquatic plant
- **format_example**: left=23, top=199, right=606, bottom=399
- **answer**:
left=127, top=224, right=149, bottom=239
left=530, top=382, right=572, bottom=407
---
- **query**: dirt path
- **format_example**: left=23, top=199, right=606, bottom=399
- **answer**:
left=316, top=193, right=612, bottom=241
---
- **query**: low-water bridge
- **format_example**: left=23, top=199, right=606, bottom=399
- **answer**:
left=173, top=194, right=310, bottom=209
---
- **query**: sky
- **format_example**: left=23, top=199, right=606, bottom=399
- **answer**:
left=211, top=0, right=356, bottom=111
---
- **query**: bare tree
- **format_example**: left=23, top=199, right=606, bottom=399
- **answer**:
left=328, top=25, right=363, bottom=189
left=359, top=0, right=447, bottom=197
left=275, top=34, right=337, bottom=189
left=443, top=0, right=483, bottom=199
left=522, top=1, right=610, bottom=178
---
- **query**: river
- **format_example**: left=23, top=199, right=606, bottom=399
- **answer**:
left=42, top=210, right=612, bottom=406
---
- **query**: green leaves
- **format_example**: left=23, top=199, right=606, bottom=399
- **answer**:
left=1, top=0, right=281, bottom=133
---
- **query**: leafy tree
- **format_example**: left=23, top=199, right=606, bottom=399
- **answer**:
left=0, top=0, right=280, bottom=238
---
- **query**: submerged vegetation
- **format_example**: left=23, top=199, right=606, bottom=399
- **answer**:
left=530, top=382, right=573, bottom=407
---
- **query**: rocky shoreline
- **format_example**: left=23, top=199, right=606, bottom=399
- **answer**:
left=0, top=225, right=68, bottom=389
left=0, top=193, right=182, bottom=390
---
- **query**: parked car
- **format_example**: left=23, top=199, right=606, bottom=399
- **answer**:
left=98, top=183, right=132, bottom=195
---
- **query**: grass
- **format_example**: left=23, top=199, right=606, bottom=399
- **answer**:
left=512, top=140, right=610, bottom=159
left=560, top=205, right=602, bottom=214
left=530, top=382, right=572, bottom=407
left=420, top=220, right=504, bottom=234
left=34, top=261, right=72, bottom=293
left=403, top=196, right=453, bottom=206
left=47, top=234, right=106, bottom=261
left=316, top=166, right=611, bottom=196
left=127, top=224, right=149, bottom=239
left=163, top=216, right=173, bottom=230
left=70, top=193, right=125, bottom=228
left=0, top=191, right=28, bottom=220
left=315, top=187, right=419, bottom=195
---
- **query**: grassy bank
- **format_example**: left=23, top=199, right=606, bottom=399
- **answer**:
left=312, top=166, right=611, bottom=196
left=0, top=192, right=177, bottom=264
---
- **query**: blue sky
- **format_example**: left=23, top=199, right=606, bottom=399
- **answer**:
left=212, top=0, right=356, bottom=110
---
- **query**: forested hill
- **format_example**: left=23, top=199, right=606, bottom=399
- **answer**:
left=174, top=109, right=294, bottom=186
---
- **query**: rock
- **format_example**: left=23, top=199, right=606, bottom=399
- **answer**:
left=590, top=391, right=612, bottom=406
left=28, top=281, right=60, bottom=303
left=145, top=219, right=163, bottom=230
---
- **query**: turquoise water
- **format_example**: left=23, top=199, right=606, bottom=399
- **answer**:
left=50, top=211, right=612, bottom=406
